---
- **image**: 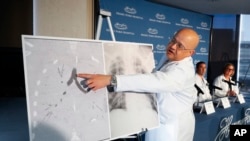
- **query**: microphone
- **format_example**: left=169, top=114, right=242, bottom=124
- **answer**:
left=194, top=84, right=204, bottom=95
left=222, top=79, right=236, bottom=91
left=222, top=79, right=236, bottom=85
left=233, top=80, right=244, bottom=88
left=207, top=83, right=223, bottom=90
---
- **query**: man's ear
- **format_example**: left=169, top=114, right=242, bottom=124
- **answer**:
left=190, top=50, right=195, bottom=56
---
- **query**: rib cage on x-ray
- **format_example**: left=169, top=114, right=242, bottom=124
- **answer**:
left=108, top=56, right=157, bottom=112
left=108, top=56, right=126, bottom=111
left=103, top=42, right=159, bottom=139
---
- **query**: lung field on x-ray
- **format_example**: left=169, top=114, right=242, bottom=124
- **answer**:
left=108, top=56, right=157, bottom=112
left=109, top=56, right=126, bottom=111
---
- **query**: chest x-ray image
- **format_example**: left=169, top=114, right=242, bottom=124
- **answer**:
left=103, top=42, right=159, bottom=139
left=22, top=36, right=159, bottom=141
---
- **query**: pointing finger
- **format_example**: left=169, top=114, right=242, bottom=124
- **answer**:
left=77, top=73, right=92, bottom=78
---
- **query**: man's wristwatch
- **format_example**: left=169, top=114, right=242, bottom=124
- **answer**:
left=107, top=75, right=116, bottom=92
left=110, top=75, right=117, bottom=87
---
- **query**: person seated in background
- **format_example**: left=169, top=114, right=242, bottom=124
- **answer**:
left=194, top=61, right=212, bottom=105
left=213, top=63, right=239, bottom=99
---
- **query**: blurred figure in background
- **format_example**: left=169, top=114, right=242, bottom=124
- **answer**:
left=194, top=61, right=212, bottom=105
left=213, top=63, right=239, bottom=99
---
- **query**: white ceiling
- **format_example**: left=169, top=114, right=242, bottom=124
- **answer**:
left=150, top=0, right=250, bottom=15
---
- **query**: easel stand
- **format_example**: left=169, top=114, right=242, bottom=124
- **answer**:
left=95, top=9, right=116, bottom=41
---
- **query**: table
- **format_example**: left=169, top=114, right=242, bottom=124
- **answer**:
left=194, top=101, right=250, bottom=141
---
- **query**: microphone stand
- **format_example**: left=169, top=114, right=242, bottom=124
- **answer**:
left=222, top=79, right=243, bottom=104
left=229, top=80, right=232, bottom=91
left=222, top=79, right=236, bottom=97
left=196, top=91, right=202, bottom=107
left=211, top=87, right=217, bottom=102
left=194, top=84, right=204, bottom=107
left=193, top=90, right=203, bottom=112
left=208, top=84, right=222, bottom=101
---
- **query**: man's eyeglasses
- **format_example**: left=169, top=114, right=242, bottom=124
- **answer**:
left=169, top=37, right=193, bottom=50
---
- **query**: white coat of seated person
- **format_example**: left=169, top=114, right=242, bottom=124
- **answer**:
left=194, top=61, right=212, bottom=107
left=212, top=63, right=239, bottom=103
left=194, top=93, right=212, bottom=107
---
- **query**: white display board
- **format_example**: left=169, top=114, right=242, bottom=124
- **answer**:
left=22, top=35, right=159, bottom=141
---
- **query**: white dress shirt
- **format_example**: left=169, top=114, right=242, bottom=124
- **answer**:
left=213, top=74, right=239, bottom=98
left=115, top=56, right=197, bottom=141
left=195, top=74, right=212, bottom=103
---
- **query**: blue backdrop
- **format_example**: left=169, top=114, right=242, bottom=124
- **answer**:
left=98, top=0, right=212, bottom=67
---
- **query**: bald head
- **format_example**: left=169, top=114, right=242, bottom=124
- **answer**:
left=166, top=28, right=200, bottom=61
left=175, top=28, right=200, bottom=50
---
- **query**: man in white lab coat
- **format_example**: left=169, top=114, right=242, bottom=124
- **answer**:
left=77, top=28, right=199, bottom=141
left=195, top=61, right=212, bottom=105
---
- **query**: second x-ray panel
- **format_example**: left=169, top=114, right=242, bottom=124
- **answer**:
left=22, top=36, right=110, bottom=141
left=103, top=42, right=159, bottom=139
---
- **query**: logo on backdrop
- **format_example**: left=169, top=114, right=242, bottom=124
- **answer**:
left=155, top=44, right=166, bottom=53
left=149, top=13, right=171, bottom=24
left=197, top=22, right=210, bottom=30
left=156, top=44, right=165, bottom=50
left=196, top=47, right=208, bottom=55
left=181, top=18, right=189, bottom=24
left=114, top=23, right=128, bottom=30
left=175, top=18, right=193, bottom=28
left=124, top=6, right=137, bottom=14
left=156, top=13, right=165, bottom=20
left=140, top=28, right=164, bottom=39
left=116, top=6, right=143, bottom=20
left=200, top=47, right=207, bottom=53
left=201, top=22, right=208, bottom=27
left=106, top=23, right=135, bottom=35
left=148, top=28, right=158, bottom=34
